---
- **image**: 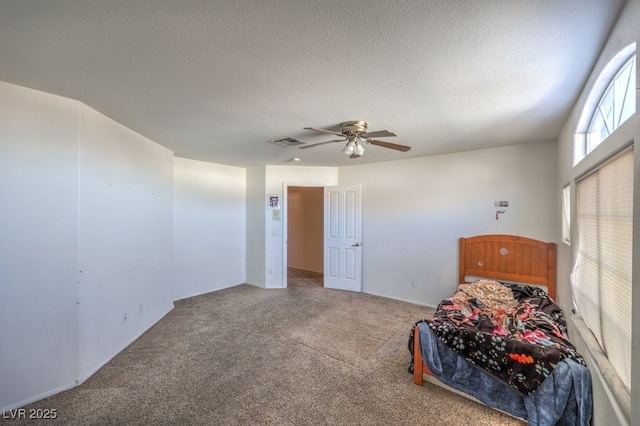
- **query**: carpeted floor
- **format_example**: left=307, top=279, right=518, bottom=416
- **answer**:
left=287, top=267, right=323, bottom=288
left=9, top=284, right=525, bottom=425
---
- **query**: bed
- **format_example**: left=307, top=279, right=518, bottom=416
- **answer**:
left=409, top=235, right=592, bottom=425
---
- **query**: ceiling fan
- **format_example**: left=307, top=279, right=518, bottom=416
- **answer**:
left=299, top=121, right=411, bottom=158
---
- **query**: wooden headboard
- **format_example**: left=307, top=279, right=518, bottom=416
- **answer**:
left=459, top=235, right=557, bottom=300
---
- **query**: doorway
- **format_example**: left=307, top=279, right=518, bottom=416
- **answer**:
left=286, top=186, right=324, bottom=288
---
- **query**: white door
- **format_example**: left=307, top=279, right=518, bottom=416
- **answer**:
left=324, top=185, right=362, bottom=292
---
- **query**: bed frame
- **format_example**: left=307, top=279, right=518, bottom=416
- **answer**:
left=413, top=234, right=557, bottom=387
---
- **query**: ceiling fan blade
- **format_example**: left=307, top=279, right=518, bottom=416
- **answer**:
left=303, top=127, right=344, bottom=137
left=349, top=154, right=362, bottom=159
left=298, top=139, right=344, bottom=149
left=360, top=130, right=397, bottom=138
left=366, top=139, right=412, bottom=152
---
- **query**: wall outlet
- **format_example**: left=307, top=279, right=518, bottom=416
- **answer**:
left=410, top=280, right=416, bottom=288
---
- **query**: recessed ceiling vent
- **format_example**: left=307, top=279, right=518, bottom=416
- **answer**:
left=268, top=137, right=305, bottom=147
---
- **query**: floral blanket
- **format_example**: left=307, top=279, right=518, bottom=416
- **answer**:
left=423, top=280, right=585, bottom=395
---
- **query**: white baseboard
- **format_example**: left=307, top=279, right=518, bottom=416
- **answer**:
left=1, top=381, right=77, bottom=412
left=361, top=290, right=438, bottom=310
left=2, top=303, right=175, bottom=412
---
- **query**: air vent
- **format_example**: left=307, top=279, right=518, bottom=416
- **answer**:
left=269, top=137, right=305, bottom=147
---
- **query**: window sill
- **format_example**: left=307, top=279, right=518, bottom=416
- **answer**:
left=569, top=315, right=630, bottom=425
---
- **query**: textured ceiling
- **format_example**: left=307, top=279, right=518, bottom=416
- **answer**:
left=0, top=0, right=626, bottom=167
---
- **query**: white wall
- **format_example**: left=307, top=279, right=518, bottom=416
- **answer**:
left=77, top=105, right=174, bottom=381
left=0, top=82, right=80, bottom=410
left=0, top=81, right=176, bottom=410
left=265, top=166, right=338, bottom=288
left=338, top=141, right=558, bottom=306
left=173, top=157, right=246, bottom=300
left=245, top=166, right=267, bottom=287
left=557, top=1, right=639, bottom=424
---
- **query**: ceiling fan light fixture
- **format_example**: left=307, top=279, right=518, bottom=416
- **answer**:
left=342, top=139, right=357, bottom=155
left=302, top=121, right=411, bottom=157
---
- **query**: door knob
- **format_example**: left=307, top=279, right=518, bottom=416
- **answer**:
left=351, top=242, right=361, bottom=247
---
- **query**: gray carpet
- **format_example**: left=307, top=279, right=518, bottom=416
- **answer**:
left=287, top=267, right=323, bottom=288
left=10, top=284, right=525, bottom=425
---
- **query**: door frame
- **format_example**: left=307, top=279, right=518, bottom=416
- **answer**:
left=281, top=183, right=325, bottom=288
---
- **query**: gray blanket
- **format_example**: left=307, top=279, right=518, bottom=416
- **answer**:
left=417, top=322, right=592, bottom=425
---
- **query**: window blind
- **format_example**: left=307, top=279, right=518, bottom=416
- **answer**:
left=562, top=184, right=571, bottom=244
left=571, top=148, right=633, bottom=390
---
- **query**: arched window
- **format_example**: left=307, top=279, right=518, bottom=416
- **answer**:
left=586, top=55, right=635, bottom=150
left=574, top=45, right=636, bottom=164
